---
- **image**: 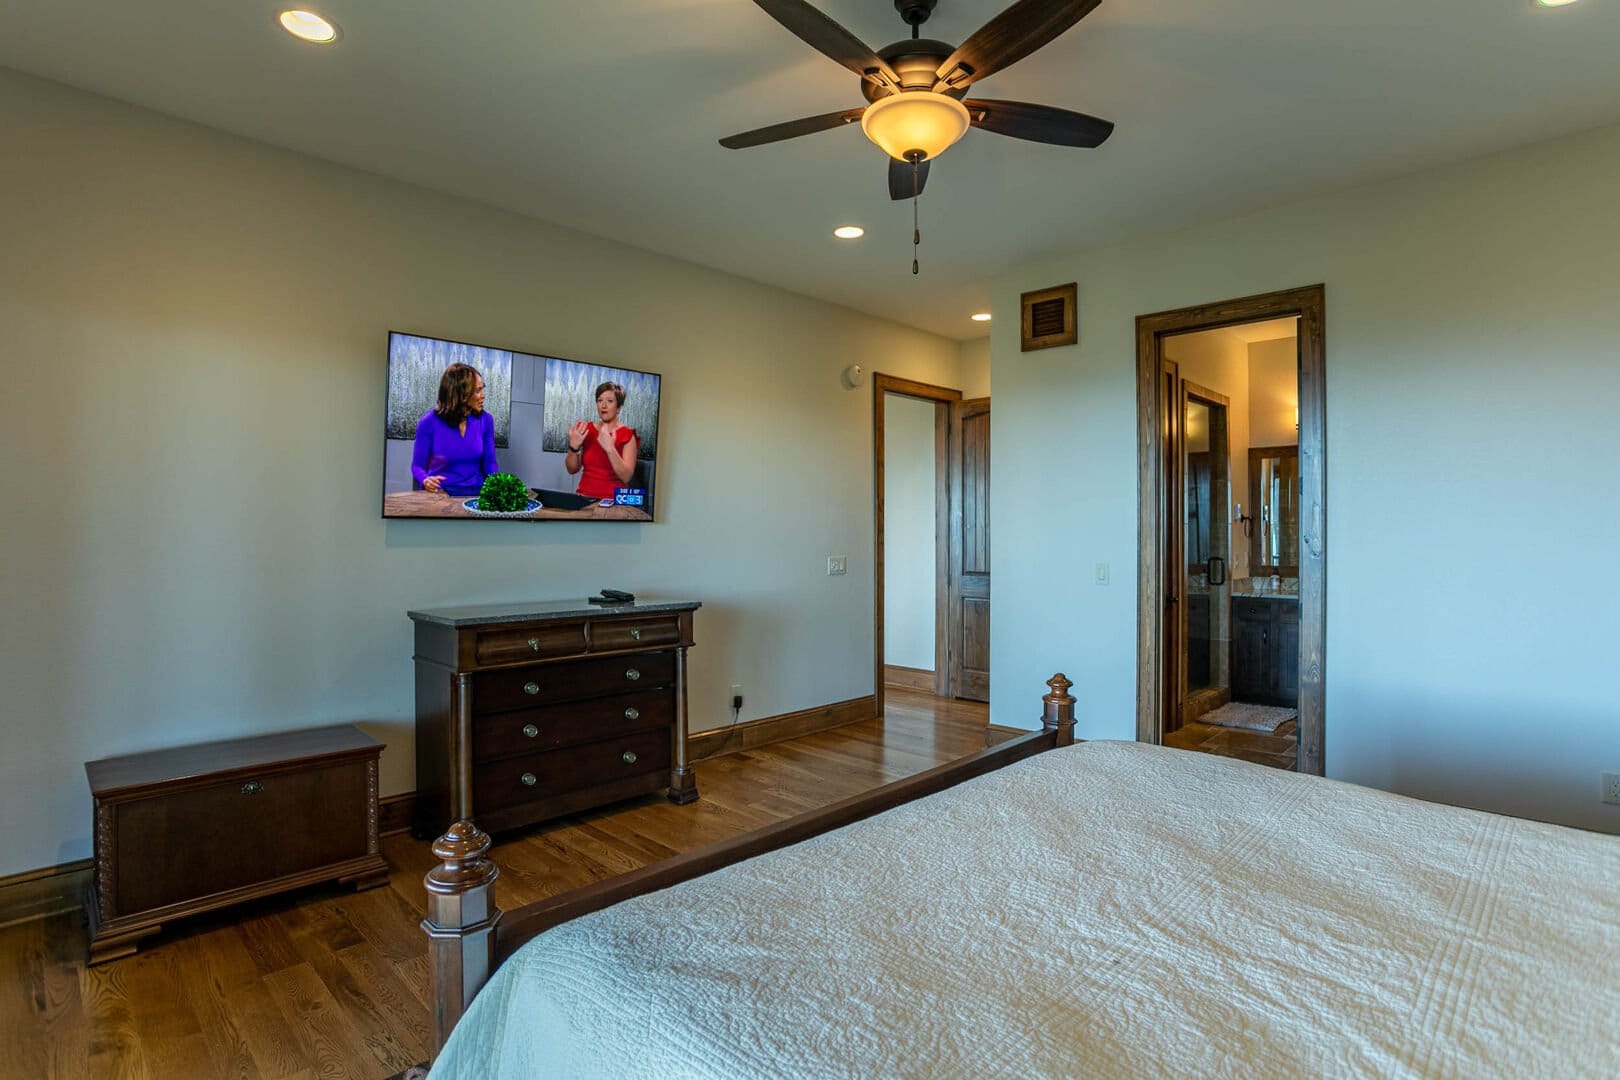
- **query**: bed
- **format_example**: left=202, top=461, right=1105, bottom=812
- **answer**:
left=419, top=675, right=1620, bottom=1077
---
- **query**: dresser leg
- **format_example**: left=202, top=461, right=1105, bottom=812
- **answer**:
left=668, top=644, right=698, bottom=804
left=667, top=768, right=699, bottom=805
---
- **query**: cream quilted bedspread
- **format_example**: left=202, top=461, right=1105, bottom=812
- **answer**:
left=430, top=741, right=1620, bottom=1079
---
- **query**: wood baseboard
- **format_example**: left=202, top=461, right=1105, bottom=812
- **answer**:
left=689, top=695, right=878, bottom=762
left=883, top=665, right=935, bottom=691
left=379, top=792, right=416, bottom=837
left=0, top=858, right=91, bottom=930
left=986, top=724, right=1029, bottom=748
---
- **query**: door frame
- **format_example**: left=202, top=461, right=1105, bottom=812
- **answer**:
left=873, top=374, right=961, bottom=717
left=1135, top=285, right=1327, bottom=775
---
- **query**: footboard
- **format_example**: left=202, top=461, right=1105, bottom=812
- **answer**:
left=422, top=672, right=1078, bottom=1054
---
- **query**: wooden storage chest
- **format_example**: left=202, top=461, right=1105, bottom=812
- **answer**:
left=84, top=723, right=389, bottom=965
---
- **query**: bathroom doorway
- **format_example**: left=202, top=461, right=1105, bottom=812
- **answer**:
left=1135, top=286, right=1326, bottom=775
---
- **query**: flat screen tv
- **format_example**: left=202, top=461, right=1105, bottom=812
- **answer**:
left=381, top=331, right=660, bottom=522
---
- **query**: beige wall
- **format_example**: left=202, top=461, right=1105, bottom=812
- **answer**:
left=989, top=118, right=1620, bottom=833
left=883, top=395, right=937, bottom=671
left=0, top=70, right=967, bottom=875
left=1248, top=337, right=1300, bottom=448
left=958, top=337, right=991, bottom=399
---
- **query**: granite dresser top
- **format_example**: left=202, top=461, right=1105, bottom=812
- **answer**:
left=409, top=598, right=701, bottom=627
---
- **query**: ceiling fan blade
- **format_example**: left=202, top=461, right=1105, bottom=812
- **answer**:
left=934, top=0, right=1101, bottom=92
left=719, top=108, right=865, bottom=149
left=749, top=0, right=901, bottom=93
left=964, top=98, right=1114, bottom=147
left=888, top=156, right=931, bottom=200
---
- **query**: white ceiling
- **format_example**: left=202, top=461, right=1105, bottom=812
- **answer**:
left=2, top=1, right=1618, bottom=339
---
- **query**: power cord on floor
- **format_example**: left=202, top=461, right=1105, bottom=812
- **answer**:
left=702, top=695, right=746, bottom=762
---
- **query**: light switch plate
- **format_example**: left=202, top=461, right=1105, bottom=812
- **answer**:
left=827, top=556, right=847, bottom=576
left=1095, top=563, right=1110, bottom=585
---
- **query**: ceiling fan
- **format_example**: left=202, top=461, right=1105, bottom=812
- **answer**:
left=719, top=0, right=1114, bottom=201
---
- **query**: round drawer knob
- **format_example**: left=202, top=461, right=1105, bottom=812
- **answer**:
left=624, top=707, right=640, bottom=720
left=625, top=668, right=641, bottom=681
left=621, top=751, right=638, bottom=765
left=527, top=637, right=540, bottom=651
left=522, top=724, right=539, bottom=738
left=524, top=681, right=540, bottom=695
left=241, top=780, right=263, bottom=796
left=520, top=772, right=537, bottom=787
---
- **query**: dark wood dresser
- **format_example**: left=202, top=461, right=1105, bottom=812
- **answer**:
left=84, top=723, right=388, bottom=965
left=410, top=599, right=701, bottom=839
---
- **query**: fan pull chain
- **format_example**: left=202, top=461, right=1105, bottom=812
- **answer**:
left=912, top=158, right=921, bottom=276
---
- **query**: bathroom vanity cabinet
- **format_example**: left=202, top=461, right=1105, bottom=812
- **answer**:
left=1230, top=596, right=1299, bottom=706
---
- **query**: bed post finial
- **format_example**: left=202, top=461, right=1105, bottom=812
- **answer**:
left=423, top=819, right=501, bottom=1056
left=1042, top=673, right=1076, bottom=746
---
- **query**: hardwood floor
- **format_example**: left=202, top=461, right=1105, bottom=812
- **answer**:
left=0, top=688, right=988, bottom=1080
left=1162, top=716, right=1299, bottom=771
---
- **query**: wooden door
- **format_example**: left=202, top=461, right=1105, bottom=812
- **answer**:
left=950, top=399, right=990, bottom=701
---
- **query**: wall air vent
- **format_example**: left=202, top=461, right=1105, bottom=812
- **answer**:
left=1020, top=283, right=1078, bottom=351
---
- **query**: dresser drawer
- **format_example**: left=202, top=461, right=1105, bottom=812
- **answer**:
left=474, top=728, right=671, bottom=813
left=473, top=651, right=676, bottom=713
left=111, top=760, right=370, bottom=916
left=475, top=622, right=588, bottom=666
left=472, top=689, right=673, bottom=763
left=591, top=615, right=684, bottom=652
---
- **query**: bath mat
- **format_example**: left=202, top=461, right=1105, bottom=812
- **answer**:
left=1200, top=702, right=1296, bottom=732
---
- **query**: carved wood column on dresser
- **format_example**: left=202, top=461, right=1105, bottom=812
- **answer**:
left=410, top=599, right=702, bottom=839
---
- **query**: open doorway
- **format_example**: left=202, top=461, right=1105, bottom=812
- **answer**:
left=872, top=374, right=989, bottom=717
left=1136, top=287, right=1326, bottom=775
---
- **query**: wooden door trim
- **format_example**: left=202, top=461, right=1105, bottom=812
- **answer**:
left=1135, top=285, right=1327, bottom=775
left=873, top=374, right=963, bottom=718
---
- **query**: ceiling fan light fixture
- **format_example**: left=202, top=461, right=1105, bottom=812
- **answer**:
left=860, top=92, right=971, bottom=162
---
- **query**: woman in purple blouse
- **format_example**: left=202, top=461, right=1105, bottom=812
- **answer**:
left=411, top=364, right=499, bottom=497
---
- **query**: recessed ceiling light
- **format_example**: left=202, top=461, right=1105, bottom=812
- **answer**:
left=279, top=10, right=340, bottom=43
left=971, top=312, right=992, bottom=322
left=1532, top=0, right=1579, bottom=6
left=833, top=225, right=865, bottom=240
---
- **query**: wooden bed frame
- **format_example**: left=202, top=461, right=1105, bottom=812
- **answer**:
left=420, top=672, right=1078, bottom=1055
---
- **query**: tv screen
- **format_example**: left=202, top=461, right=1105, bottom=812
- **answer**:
left=382, top=332, right=660, bottom=521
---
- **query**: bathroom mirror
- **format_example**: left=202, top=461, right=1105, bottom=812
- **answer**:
left=1248, top=445, right=1299, bottom=577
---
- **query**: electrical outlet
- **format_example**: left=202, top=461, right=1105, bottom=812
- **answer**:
left=1603, top=772, right=1620, bottom=805
left=729, top=684, right=743, bottom=714
left=827, top=556, right=847, bottom=576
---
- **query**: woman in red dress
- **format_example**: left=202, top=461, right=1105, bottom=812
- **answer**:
left=564, top=381, right=638, bottom=500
